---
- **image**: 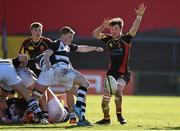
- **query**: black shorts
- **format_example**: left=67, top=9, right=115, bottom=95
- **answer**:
left=106, top=70, right=131, bottom=84
left=27, top=61, right=41, bottom=77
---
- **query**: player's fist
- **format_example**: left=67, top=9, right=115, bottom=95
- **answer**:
left=96, top=47, right=104, bottom=52
left=18, top=54, right=28, bottom=63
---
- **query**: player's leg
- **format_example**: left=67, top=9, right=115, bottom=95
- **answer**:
left=32, top=68, right=54, bottom=100
left=96, top=87, right=111, bottom=124
left=47, top=88, right=69, bottom=123
left=17, top=67, right=49, bottom=121
left=0, top=87, right=10, bottom=123
left=10, top=82, right=48, bottom=123
left=1, top=64, right=46, bottom=123
left=114, top=76, right=129, bottom=125
left=39, top=90, right=48, bottom=119
left=65, top=88, right=77, bottom=124
left=72, top=71, right=92, bottom=126
left=53, top=66, right=77, bottom=124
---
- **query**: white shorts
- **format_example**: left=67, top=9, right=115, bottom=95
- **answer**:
left=0, top=63, right=21, bottom=91
left=53, top=63, right=77, bottom=90
left=37, top=68, right=54, bottom=86
left=16, top=67, right=37, bottom=88
left=48, top=97, right=68, bottom=123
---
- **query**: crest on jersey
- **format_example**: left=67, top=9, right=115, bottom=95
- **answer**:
left=28, top=46, right=34, bottom=50
left=109, top=43, right=113, bottom=48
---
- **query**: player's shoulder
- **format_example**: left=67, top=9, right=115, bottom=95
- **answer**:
left=121, top=33, right=132, bottom=38
left=22, top=37, right=31, bottom=44
left=120, top=33, right=133, bottom=44
left=53, top=39, right=60, bottom=44
left=41, top=36, right=53, bottom=43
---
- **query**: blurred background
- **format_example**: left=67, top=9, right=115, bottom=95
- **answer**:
left=1, top=0, right=180, bottom=95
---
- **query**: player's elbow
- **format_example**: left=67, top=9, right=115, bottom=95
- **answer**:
left=129, top=29, right=137, bottom=37
left=92, top=30, right=97, bottom=38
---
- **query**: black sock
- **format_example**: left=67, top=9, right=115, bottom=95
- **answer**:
left=76, top=86, right=87, bottom=118
left=27, top=99, right=43, bottom=119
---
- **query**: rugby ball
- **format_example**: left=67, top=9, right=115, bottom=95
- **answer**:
left=104, top=75, right=118, bottom=95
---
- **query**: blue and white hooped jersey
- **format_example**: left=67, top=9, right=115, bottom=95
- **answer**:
left=48, top=40, right=78, bottom=65
left=31, top=40, right=78, bottom=69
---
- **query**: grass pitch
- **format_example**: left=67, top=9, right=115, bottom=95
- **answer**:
left=0, top=95, right=180, bottom=130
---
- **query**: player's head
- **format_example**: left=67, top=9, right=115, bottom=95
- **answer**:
left=30, top=22, right=43, bottom=38
left=59, top=26, right=75, bottom=45
left=14, top=98, right=28, bottom=114
left=109, top=18, right=124, bottom=39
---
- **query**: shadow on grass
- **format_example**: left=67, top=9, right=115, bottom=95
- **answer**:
left=0, top=123, right=94, bottom=129
left=149, top=126, right=180, bottom=130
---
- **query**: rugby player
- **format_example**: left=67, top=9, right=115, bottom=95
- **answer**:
left=92, top=3, right=146, bottom=124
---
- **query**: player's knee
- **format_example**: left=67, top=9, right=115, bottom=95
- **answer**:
left=117, top=79, right=126, bottom=92
left=102, top=95, right=111, bottom=104
left=74, top=75, right=89, bottom=87
left=82, top=80, right=89, bottom=88
left=32, top=88, right=43, bottom=100
left=115, top=96, right=120, bottom=101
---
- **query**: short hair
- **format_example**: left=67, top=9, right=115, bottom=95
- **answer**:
left=59, top=26, right=75, bottom=37
left=30, top=22, right=43, bottom=30
left=15, top=98, right=27, bottom=111
left=109, top=18, right=124, bottom=28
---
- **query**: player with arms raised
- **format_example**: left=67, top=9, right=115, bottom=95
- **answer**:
left=92, top=3, right=146, bottom=124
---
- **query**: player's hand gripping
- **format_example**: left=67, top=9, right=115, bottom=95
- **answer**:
left=96, top=47, right=104, bottom=52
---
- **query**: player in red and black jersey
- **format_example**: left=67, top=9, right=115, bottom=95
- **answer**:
left=93, top=3, right=146, bottom=125
left=19, top=22, right=52, bottom=76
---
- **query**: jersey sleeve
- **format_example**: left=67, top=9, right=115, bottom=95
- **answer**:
left=69, top=44, right=78, bottom=52
left=19, top=39, right=29, bottom=54
left=12, top=57, right=21, bottom=68
left=122, top=33, right=133, bottom=44
left=44, top=37, right=53, bottom=46
left=48, top=42, right=58, bottom=51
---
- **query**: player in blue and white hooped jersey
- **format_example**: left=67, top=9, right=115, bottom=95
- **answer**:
left=31, top=26, right=104, bottom=126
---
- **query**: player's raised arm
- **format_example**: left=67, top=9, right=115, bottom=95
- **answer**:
left=92, top=18, right=112, bottom=39
left=76, top=45, right=104, bottom=52
left=129, top=3, right=146, bottom=37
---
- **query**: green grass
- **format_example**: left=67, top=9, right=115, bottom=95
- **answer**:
left=1, top=95, right=180, bottom=130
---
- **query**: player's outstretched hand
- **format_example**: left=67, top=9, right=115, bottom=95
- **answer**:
left=96, top=47, right=104, bottom=52
left=101, top=18, right=112, bottom=29
left=135, top=3, right=146, bottom=16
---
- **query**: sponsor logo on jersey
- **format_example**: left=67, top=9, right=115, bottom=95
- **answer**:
left=28, top=46, right=34, bottom=50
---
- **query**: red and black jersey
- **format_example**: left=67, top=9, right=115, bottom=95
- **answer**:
left=19, top=36, right=52, bottom=58
left=101, top=33, right=133, bottom=76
